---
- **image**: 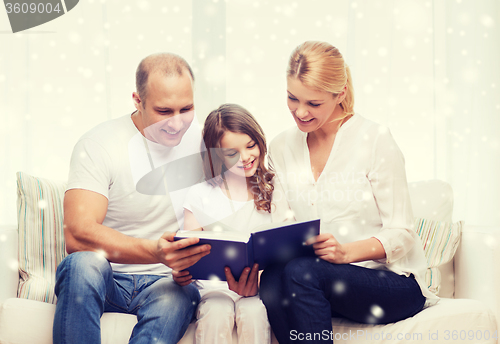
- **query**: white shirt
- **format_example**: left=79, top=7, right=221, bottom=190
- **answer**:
left=184, top=180, right=272, bottom=233
left=183, top=180, right=273, bottom=296
left=269, top=114, right=438, bottom=303
left=67, top=114, right=203, bottom=275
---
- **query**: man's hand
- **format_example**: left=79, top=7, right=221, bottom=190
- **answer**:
left=155, top=232, right=211, bottom=271
left=225, top=263, right=259, bottom=297
left=172, top=269, right=193, bottom=286
left=306, top=233, right=349, bottom=264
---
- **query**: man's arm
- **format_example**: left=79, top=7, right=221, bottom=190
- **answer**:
left=64, top=189, right=210, bottom=271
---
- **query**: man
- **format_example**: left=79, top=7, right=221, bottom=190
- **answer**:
left=53, top=53, right=210, bottom=344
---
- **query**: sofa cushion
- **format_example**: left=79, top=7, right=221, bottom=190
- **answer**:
left=408, top=180, right=458, bottom=298
left=0, top=298, right=135, bottom=344
left=415, top=218, right=463, bottom=295
left=16, top=172, right=67, bottom=304
left=329, top=298, right=497, bottom=344
left=1, top=297, right=495, bottom=344
left=0, top=226, right=19, bottom=303
left=0, top=298, right=242, bottom=344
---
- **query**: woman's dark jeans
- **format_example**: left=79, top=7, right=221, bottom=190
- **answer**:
left=260, top=257, right=425, bottom=344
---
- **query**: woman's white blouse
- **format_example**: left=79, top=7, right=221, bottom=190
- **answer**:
left=269, top=114, right=438, bottom=303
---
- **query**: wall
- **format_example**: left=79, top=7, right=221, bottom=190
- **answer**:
left=1, top=0, right=499, bottom=226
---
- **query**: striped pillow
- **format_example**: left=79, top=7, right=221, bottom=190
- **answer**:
left=414, top=218, right=463, bottom=295
left=16, top=172, right=67, bottom=304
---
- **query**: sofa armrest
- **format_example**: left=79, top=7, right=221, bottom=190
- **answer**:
left=454, top=225, right=500, bottom=316
left=0, top=225, right=19, bottom=303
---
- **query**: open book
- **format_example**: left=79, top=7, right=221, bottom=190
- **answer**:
left=175, top=219, right=320, bottom=281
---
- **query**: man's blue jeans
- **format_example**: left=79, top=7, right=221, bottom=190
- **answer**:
left=260, top=257, right=426, bottom=344
left=53, top=251, right=200, bottom=344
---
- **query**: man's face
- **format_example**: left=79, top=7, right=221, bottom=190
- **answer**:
left=134, top=72, right=195, bottom=147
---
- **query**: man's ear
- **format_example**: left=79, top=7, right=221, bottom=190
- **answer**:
left=132, top=92, right=143, bottom=111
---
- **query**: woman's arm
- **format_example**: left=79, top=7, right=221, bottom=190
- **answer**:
left=368, top=127, right=416, bottom=264
left=306, top=233, right=385, bottom=264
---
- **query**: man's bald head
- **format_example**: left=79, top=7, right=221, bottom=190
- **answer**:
left=135, top=53, right=194, bottom=106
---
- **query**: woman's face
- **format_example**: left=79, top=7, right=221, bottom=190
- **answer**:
left=286, top=77, right=344, bottom=133
left=220, top=131, right=261, bottom=179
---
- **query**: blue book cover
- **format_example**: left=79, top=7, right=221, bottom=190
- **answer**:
left=175, top=219, right=320, bottom=281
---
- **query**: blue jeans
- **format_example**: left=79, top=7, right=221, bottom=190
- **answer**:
left=260, top=257, right=425, bottom=344
left=53, top=251, right=200, bottom=344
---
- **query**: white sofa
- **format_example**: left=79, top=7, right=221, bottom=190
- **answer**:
left=0, top=178, right=499, bottom=344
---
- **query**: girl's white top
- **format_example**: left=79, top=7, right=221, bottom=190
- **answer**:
left=269, top=113, right=438, bottom=305
left=184, top=180, right=273, bottom=298
left=184, top=181, right=272, bottom=233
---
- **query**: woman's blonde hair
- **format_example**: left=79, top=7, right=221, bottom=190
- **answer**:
left=287, top=41, right=354, bottom=115
left=202, top=104, right=274, bottom=213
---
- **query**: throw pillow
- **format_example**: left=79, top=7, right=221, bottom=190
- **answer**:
left=16, top=172, right=67, bottom=304
left=414, top=217, right=463, bottom=295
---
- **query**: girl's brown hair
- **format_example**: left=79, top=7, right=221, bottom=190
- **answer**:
left=202, top=103, right=274, bottom=213
left=288, top=41, right=355, bottom=115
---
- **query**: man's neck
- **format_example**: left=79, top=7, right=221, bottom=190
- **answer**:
left=131, top=110, right=145, bottom=136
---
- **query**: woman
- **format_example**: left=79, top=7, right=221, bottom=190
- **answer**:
left=259, top=41, right=438, bottom=344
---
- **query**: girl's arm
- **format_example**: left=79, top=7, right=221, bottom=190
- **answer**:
left=183, top=209, right=203, bottom=231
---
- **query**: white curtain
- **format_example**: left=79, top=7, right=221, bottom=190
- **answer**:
left=1, top=0, right=499, bottom=226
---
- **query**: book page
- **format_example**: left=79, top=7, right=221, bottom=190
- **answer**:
left=176, top=228, right=251, bottom=243
left=252, top=218, right=320, bottom=235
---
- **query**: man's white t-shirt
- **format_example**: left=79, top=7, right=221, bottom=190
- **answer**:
left=67, top=113, right=202, bottom=275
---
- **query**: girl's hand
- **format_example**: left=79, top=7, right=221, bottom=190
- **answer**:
left=225, top=263, right=259, bottom=297
left=306, top=233, right=349, bottom=264
left=172, top=269, right=194, bottom=286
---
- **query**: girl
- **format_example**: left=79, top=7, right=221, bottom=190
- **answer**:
left=174, top=103, right=287, bottom=344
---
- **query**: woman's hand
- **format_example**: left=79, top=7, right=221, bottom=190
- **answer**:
left=306, top=233, right=349, bottom=264
left=172, top=269, right=194, bottom=286
left=225, top=263, right=259, bottom=297
left=307, top=235, right=386, bottom=264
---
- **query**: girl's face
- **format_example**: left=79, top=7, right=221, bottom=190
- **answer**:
left=286, top=77, right=345, bottom=133
left=220, top=131, right=261, bottom=179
